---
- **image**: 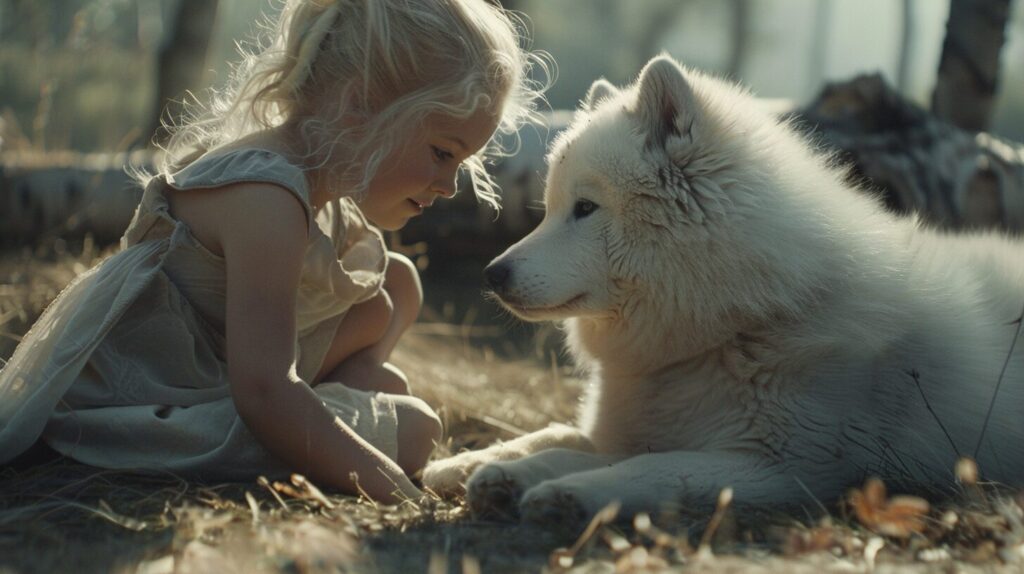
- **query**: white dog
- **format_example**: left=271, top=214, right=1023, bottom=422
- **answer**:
left=422, top=54, right=1024, bottom=529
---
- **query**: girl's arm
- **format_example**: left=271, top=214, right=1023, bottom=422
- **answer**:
left=210, top=182, right=419, bottom=503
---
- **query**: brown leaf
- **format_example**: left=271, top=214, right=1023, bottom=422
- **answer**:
left=849, top=478, right=930, bottom=538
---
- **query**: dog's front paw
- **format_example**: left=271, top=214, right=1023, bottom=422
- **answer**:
left=466, top=463, right=527, bottom=521
left=422, top=452, right=491, bottom=498
left=519, top=482, right=592, bottom=534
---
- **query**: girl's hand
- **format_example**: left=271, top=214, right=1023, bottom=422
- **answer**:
left=365, top=457, right=424, bottom=504
left=390, top=471, right=425, bottom=503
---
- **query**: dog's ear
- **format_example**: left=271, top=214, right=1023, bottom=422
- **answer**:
left=634, top=54, right=699, bottom=151
left=582, top=78, right=620, bottom=111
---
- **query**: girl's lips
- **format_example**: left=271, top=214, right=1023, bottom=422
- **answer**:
left=407, top=198, right=424, bottom=213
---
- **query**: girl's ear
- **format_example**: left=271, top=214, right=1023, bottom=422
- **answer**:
left=634, top=54, right=700, bottom=151
left=581, top=78, right=620, bottom=112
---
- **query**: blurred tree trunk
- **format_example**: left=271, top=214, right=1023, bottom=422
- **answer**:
left=931, top=0, right=1013, bottom=132
left=809, top=0, right=832, bottom=89
left=897, top=0, right=915, bottom=93
left=727, top=0, right=751, bottom=79
left=145, top=0, right=221, bottom=146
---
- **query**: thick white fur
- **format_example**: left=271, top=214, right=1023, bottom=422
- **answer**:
left=422, top=54, right=1024, bottom=528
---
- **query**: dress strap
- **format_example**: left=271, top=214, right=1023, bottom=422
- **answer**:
left=164, top=148, right=315, bottom=232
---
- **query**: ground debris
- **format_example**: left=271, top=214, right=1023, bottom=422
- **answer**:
left=3, top=248, right=1024, bottom=573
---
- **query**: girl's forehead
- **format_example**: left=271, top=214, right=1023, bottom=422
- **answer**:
left=427, top=109, right=501, bottom=152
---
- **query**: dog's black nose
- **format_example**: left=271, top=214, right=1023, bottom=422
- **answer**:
left=483, top=262, right=511, bottom=291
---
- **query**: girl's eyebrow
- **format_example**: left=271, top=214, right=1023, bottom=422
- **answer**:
left=441, top=135, right=468, bottom=152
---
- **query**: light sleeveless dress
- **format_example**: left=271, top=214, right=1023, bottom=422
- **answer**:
left=0, top=148, right=399, bottom=478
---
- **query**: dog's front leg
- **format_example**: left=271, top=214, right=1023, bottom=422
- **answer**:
left=519, top=451, right=840, bottom=532
left=422, top=423, right=594, bottom=497
left=467, top=447, right=622, bottom=520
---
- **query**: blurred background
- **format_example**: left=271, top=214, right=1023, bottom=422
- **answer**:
left=2, top=0, right=1024, bottom=360
left=2, top=0, right=1024, bottom=152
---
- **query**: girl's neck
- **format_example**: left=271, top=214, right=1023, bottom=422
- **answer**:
left=306, top=172, right=335, bottom=213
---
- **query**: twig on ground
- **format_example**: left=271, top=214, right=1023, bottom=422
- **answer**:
left=698, top=487, right=734, bottom=557
left=974, top=299, right=1024, bottom=459
left=257, top=475, right=289, bottom=511
left=906, top=368, right=961, bottom=458
left=549, top=501, right=621, bottom=570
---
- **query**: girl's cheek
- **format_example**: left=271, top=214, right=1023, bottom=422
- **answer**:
left=423, top=159, right=440, bottom=184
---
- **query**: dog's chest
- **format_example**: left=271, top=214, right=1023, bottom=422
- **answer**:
left=584, top=355, right=797, bottom=456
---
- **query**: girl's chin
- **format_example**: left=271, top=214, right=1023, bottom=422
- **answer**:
left=362, top=202, right=417, bottom=229
left=367, top=215, right=410, bottom=231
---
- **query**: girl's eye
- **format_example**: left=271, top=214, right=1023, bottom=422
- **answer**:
left=432, top=145, right=454, bottom=162
left=573, top=199, right=599, bottom=219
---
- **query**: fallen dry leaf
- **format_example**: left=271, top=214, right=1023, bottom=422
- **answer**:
left=849, top=477, right=930, bottom=538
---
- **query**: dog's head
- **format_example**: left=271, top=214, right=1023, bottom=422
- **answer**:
left=485, top=54, right=847, bottom=360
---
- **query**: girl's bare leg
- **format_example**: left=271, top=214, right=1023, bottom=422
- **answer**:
left=369, top=252, right=423, bottom=362
left=312, top=253, right=439, bottom=476
left=313, top=252, right=423, bottom=393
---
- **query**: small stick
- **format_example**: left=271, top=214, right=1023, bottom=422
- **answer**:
left=973, top=299, right=1024, bottom=459
left=698, top=487, right=733, bottom=556
left=906, top=369, right=961, bottom=458
left=549, top=501, right=621, bottom=570
left=257, top=475, right=290, bottom=511
left=244, top=491, right=260, bottom=525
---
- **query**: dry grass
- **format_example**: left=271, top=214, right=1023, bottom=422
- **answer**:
left=2, top=241, right=1024, bottom=573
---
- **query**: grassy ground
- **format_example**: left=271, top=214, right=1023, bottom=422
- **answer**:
left=2, top=241, right=1023, bottom=573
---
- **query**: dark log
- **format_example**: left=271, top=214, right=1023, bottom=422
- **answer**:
left=2, top=76, right=1023, bottom=252
left=0, top=152, right=148, bottom=247
left=794, top=73, right=1024, bottom=231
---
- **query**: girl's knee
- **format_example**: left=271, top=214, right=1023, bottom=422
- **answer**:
left=314, top=291, right=393, bottom=383
left=393, top=396, right=442, bottom=476
left=354, top=289, right=394, bottom=346
left=378, top=363, right=412, bottom=395
left=384, top=252, right=423, bottom=326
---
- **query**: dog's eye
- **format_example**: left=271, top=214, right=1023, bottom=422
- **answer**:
left=573, top=199, right=599, bottom=219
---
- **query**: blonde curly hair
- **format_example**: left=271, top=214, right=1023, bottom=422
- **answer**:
left=153, top=0, right=551, bottom=209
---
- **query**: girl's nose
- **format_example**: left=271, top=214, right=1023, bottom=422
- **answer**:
left=434, top=173, right=458, bottom=198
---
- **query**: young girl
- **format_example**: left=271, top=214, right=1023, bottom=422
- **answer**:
left=0, top=0, right=546, bottom=503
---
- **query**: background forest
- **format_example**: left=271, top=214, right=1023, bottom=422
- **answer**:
left=3, top=0, right=1024, bottom=153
